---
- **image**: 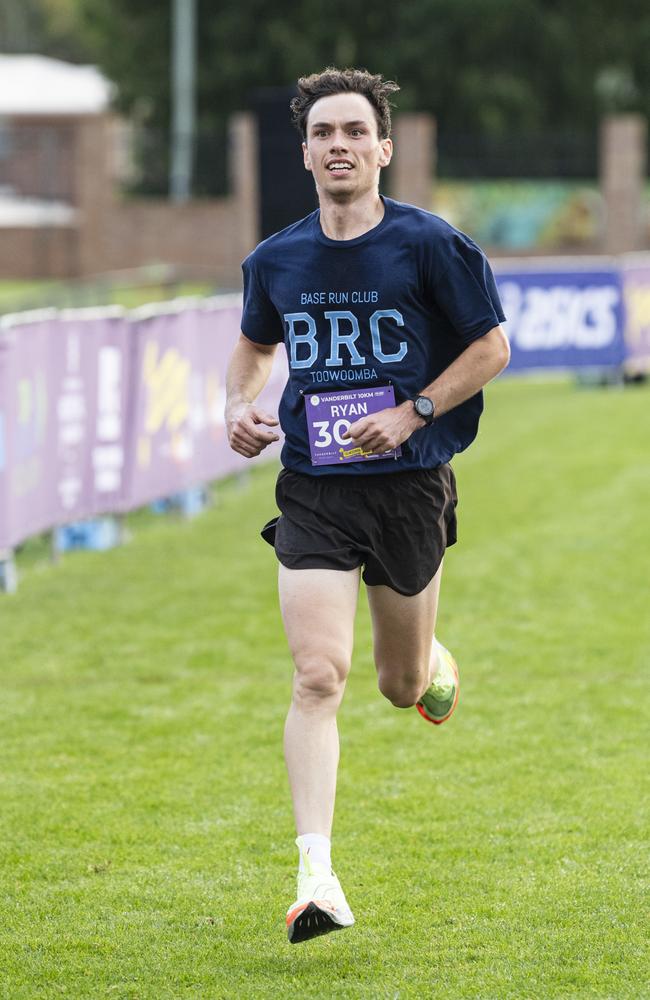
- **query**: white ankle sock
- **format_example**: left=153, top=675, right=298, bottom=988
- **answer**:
left=296, top=833, right=331, bottom=873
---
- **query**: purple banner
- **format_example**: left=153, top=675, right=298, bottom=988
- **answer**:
left=495, top=267, right=626, bottom=370
left=0, top=325, right=10, bottom=551
left=621, top=258, right=650, bottom=371
left=0, top=297, right=287, bottom=549
left=305, top=385, right=401, bottom=465
left=123, top=297, right=285, bottom=509
left=58, top=308, right=131, bottom=518
left=0, top=307, right=131, bottom=549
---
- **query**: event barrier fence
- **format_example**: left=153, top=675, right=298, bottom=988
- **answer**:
left=1, top=256, right=649, bottom=559
left=0, top=296, right=287, bottom=555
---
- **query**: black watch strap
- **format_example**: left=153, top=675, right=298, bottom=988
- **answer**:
left=413, top=395, right=435, bottom=426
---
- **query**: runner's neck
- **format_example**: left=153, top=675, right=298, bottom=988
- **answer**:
left=317, top=192, right=385, bottom=242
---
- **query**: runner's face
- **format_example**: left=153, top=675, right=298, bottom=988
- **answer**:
left=302, top=93, right=392, bottom=201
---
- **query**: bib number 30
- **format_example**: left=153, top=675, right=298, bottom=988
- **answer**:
left=312, top=419, right=351, bottom=448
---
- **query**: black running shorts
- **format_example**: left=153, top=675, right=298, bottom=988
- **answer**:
left=261, top=465, right=458, bottom=597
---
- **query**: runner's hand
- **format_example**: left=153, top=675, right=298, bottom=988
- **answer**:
left=227, top=403, right=280, bottom=458
left=343, top=402, right=422, bottom=453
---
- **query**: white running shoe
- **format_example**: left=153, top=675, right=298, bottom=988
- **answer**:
left=286, top=837, right=355, bottom=944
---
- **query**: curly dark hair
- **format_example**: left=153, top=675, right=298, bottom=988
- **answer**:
left=290, top=67, right=400, bottom=141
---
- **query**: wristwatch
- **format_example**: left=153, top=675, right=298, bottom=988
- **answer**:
left=413, top=395, right=435, bottom=426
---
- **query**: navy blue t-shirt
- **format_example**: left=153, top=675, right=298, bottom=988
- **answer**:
left=241, top=196, right=506, bottom=476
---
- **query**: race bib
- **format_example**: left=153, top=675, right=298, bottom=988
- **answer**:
left=305, top=385, right=402, bottom=466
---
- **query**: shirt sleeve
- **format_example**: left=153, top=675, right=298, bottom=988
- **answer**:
left=241, top=254, right=285, bottom=345
left=432, top=233, right=506, bottom=345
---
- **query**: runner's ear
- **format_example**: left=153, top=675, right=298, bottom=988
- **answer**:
left=378, top=138, right=393, bottom=168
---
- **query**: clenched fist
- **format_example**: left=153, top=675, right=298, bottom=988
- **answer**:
left=226, top=403, right=280, bottom=459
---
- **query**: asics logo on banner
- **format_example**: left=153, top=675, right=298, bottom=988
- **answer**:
left=284, top=309, right=408, bottom=369
left=499, top=282, right=620, bottom=350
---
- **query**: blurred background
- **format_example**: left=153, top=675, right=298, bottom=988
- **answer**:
left=1, top=0, right=649, bottom=308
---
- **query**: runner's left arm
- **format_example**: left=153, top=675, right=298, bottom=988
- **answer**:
left=344, top=325, right=510, bottom=453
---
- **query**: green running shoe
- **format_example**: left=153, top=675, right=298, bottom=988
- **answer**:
left=416, top=639, right=459, bottom=725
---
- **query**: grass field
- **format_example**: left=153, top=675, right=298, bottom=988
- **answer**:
left=1, top=378, right=649, bottom=999
left=0, top=280, right=216, bottom=314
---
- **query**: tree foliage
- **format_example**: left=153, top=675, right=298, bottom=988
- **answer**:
left=8, top=0, right=650, bottom=135
left=1, top=0, right=89, bottom=62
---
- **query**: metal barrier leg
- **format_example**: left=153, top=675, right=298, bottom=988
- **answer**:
left=0, top=550, right=18, bottom=594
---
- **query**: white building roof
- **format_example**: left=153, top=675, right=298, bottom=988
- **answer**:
left=0, top=193, right=78, bottom=227
left=0, top=55, right=113, bottom=116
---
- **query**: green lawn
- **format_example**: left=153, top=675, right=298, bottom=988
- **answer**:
left=0, top=280, right=216, bottom=313
left=1, top=378, right=648, bottom=999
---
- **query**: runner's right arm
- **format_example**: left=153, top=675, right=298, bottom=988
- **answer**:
left=225, top=333, right=280, bottom=458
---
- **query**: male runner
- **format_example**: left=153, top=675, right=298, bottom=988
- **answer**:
left=225, top=68, right=510, bottom=944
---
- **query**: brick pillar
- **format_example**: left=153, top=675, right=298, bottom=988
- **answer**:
left=229, top=112, right=259, bottom=257
left=73, top=114, right=114, bottom=275
left=600, top=114, right=647, bottom=253
left=391, top=113, right=436, bottom=210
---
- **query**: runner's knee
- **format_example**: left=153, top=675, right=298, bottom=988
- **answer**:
left=292, top=654, right=348, bottom=706
left=376, top=664, right=425, bottom=709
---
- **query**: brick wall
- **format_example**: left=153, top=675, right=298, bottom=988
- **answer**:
left=102, top=199, right=243, bottom=285
left=0, top=112, right=258, bottom=283
left=0, top=226, right=77, bottom=279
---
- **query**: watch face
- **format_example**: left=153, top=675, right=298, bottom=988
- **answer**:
left=415, top=396, right=434, bottom=418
